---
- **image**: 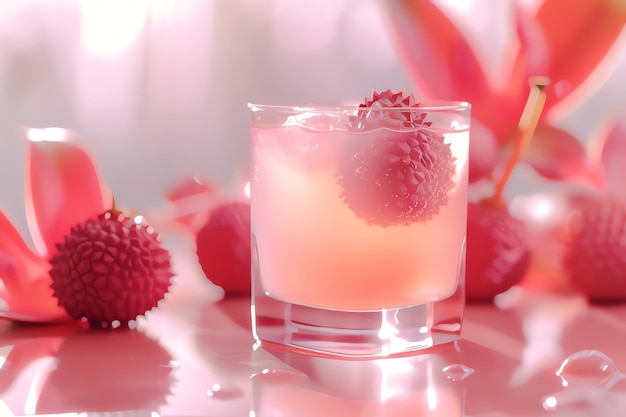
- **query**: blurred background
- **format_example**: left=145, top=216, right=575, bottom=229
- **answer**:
left=0, top=0, right=414, bottom=238
left=1, top=0, right=625, bottom=241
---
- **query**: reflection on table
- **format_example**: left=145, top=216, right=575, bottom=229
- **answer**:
left=1, top=284, right=626, bottom=416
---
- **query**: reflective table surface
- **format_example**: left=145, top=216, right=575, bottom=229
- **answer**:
left=2, top=256, right=626, bottom=417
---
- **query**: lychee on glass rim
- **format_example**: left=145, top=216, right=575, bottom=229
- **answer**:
left=249, top=91, right=470, bottom=358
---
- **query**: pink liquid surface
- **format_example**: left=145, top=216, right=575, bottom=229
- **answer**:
left=251, top=125, right=468, bottom=311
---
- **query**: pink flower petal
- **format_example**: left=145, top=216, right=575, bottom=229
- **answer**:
left=536, top=0, right=626, bottom=109
left=598, top=116, right=626, bottom=204
left=166, top=174, right=216, bottom=203
left=0, top=209, right=69, bottom=322
left=522, top=124, right=597, bottom=184
left=160, top=175, right=219, bottom=232
left=468, top=119, right=500, bottom=183
left=386, top=0, right=527, bottom=142
left=0, top=210, right=45, bottom=288
left=24, top=128, right=112, bottom=257
left=387, top=1, right=488, bottom=101
left=512, top=4, right=550, bottom=78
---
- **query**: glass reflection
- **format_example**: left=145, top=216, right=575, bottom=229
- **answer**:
left=252, top=343, right=465, bottom=417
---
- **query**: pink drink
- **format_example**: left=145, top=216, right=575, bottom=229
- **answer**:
left=250, top=100, right=470, bottom=357
left=251, top=121, right=468, bottom=311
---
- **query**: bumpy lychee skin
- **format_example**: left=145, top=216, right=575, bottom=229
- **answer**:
left=357, top=89, right=425, bottom=128
left=340, top=129, right=455, bottom=227
left=196, top=201, right=251, bottom=295
left=49, top=210, right=174, bottom=328
left=466, top=202, right=531, bottom=301
left=562, top=197, right=626, bottom=303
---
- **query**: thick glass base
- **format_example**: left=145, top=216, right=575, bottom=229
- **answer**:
left=252, top=282, right=464, bottom=359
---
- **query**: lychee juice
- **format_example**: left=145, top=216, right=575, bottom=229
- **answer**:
left=250, top=106, right=469, bottom=312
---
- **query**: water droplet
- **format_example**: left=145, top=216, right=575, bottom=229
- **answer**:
left=541, top=350, right=625, bottom=410
left=542, top=394, right=561, bottom=411
left=249, top=367, right=307, bottom=384
left=556, top=350, right=625, bottom=389
left=442, top=364, right=474, bottom=381
left=160, top=360, right=181, bottom=370
left=542, top=389, right=601, bottom=411
left=207, top=383, right=243, bottom=400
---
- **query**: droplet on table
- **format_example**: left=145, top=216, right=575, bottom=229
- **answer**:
left=442, top=364, right=474, bottom=381
left=207, top=383, right=243, bottom=399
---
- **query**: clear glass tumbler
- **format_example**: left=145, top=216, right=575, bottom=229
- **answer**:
left=249, top=101, right=470, bottom=358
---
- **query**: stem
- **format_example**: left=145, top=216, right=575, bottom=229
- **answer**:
left=488, top=76, right=550, bottom=206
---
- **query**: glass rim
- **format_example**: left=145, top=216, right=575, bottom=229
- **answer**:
left=248, top=100, right=470, bottom=113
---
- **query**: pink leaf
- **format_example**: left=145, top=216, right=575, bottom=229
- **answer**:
left=536, top=0, right=626, bottom=109
left=599, top=116, right=626, bottom=204
left=522, top=124, right=596, bottom=183
left=0, top=209, right=69, bottom=322
left=24, top=128, right=112, bottom=257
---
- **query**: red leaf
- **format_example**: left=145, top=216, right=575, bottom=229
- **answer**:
left=522, top=124, right=595, bottom=183
left=536, top=0, right=626, bottom=108
left=0, top=209, right=69, bottom=322
left=24, top=128, right=112, bottom=257
left=598, top=116, right=626, bottom=204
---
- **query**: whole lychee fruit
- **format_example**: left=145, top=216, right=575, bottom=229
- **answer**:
left=468, top=120, right=499, bottom=183
left=49, top=210, right=174, bottom=328
left=562, top=196, right=626, bottom=302
left=196, top=201, right=251, bottom=296
left=466, top=202, right=531, bottom=300
left=339, top=129, right=455, bottom=227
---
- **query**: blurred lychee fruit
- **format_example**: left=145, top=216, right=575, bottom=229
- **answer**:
left=562, top=196, right=626, bottom=303
left=49, top=210, right=174, bottom=328
left=466, top=202, right=531, bottom=300
left=196, top=201, right=251, bottom=295
left=468, top=120, right=499, bottom=183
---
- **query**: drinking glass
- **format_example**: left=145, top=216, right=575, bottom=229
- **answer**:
left=249, top=100, right=470, bottom=358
